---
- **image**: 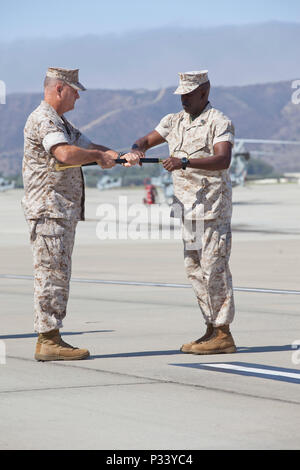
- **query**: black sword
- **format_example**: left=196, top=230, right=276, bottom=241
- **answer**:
left=55, top=158, right=162, bottom=171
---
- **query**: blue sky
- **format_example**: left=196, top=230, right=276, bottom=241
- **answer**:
left=1, top=0, right=300, bottom=41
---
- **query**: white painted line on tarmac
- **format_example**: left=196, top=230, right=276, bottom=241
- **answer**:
left=234, top=287, right=300, bottom=295
left=0, top=274, right=300, bottom=295
left=173, top=362, right=300, bottom=384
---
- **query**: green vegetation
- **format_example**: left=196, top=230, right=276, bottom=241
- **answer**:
left=83, top=164, right=162, bottom=188
left=83, top=156, right=284, bottom=188
left=246, top=157, right=283, bottom=180
left=9, top=173, right=24, bottom=188
left=0, top=172, right=23, bottom=188
left=4, top=155, right=284, bottom=190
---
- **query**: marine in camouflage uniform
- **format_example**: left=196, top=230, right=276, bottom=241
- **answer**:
left=23, top=67, right=140, bottom=361
left=131, top=71, right=236, bottom=354
left=155, top=101, right=235, bottom=327
left=23, top=98, right=91, bottom=334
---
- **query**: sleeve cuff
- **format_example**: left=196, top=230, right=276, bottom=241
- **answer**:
left=213, top=133, right=235, bottom=146
left=42, top=132, right=69, bottom=153
left=155, top=125, right=169, bottom=140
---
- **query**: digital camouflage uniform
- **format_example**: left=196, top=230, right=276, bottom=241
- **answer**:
left=155, top=102, right=235, bottom=327
left=22, top=100, right=91, bottom=333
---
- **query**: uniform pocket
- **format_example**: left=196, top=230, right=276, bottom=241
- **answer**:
left=34, top=219, right=66, bottom=270
left=187, top=136, right=208, bottom=157
left=35, top=218, right=67, bottom=236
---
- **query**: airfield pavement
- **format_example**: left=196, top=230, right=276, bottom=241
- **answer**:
left=0, top=182, right=299, bottom=450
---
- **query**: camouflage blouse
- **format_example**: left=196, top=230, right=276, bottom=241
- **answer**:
left=22, top=100, right=91, bottom=221
left=155, top=102, right=235, bottom=222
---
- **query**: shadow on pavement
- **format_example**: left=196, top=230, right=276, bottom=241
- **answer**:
left=91, top=350, right=181, bottom=359
left=237, top=345, right=293, bottom=353
left=0, top=330, right=114, bottom=340
left=90, top=344, right=293, bottom=360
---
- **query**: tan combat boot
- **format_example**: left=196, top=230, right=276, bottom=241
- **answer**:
left=180, top=324, right=214, bottom=353
left=190, top=325, right=236, bottom=355
left=35, top=329, right=90, bottom=361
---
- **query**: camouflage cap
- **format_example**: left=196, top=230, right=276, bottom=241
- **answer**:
left=174, top=70, right=209, bottom=95
left=46, top=67, right=86, bottom=91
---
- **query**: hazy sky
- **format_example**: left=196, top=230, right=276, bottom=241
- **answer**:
left=1, top=0, right=300, bottom=41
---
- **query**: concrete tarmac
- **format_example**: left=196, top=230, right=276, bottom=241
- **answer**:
left=0, top=183, right=299, bottom=450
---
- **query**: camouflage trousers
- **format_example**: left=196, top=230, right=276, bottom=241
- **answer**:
left=183, top=221, right=235, bottom=327
left=27, top=218, right=77, bottom=333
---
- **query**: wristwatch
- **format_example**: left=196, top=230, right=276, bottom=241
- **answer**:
left=181, top=157, right=190, bottom=170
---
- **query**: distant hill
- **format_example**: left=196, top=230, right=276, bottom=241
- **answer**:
left=0, top=80, right=300, bottom=176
